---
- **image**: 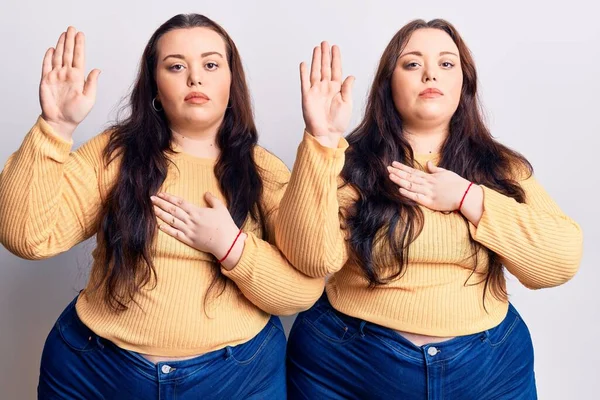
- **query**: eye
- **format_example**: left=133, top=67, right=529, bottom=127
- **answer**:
left=205, top=62, right=219, bottom=71
left=169, top=64, right=185, bottom=72
left=441, top=61, right=455, bottom=68
left=404, top=62, right=421, bottom=69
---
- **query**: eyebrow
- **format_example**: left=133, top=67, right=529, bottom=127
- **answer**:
left=399, top=51, right=459, bottom=59
left=162, top=51, right=224, bottom=62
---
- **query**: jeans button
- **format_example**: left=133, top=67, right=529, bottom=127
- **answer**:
left=427, top=346, right=439, bottom=356
left=161, top=364, right=172, bottom=374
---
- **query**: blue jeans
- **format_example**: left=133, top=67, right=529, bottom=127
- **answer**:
left=287, top=293, right=537, bottom=399
left=38, top=296, right=287, bottom=399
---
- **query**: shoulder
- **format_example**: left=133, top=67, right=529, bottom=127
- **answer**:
left=253, top=145, right=290, bottom=183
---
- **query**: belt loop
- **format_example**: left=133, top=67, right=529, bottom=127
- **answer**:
left=359, top=321, right=367, bottom=337
left=224, top=346, right=233, bottom=360
left=481, top=330, right=489, bottom=342
left=95, top=335, right=105, bottom=349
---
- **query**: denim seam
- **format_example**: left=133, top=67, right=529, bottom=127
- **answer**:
left=485, top=316, right=521, bottom=348
left=302, top=318, right=360, bottom=344
left=116, top=351, right=156, bottom=380
left=229, top=324, right=278, bottom=365
left=370, top=334, right=423, bottom=362
left=161, top=356, right=223, bottom=383
left=57, top=322, right=96, bottom=353
left=427, top=338, right=483, bottom=364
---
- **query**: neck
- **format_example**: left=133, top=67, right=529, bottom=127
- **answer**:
left=403, top=122, right=449, bottom=155
left=170, top=122, right=221, bottom=159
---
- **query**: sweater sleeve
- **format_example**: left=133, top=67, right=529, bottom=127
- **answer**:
left=221, top=146, right=325, bottom=316
left=274, top=132, right=351, bottom=278
left=469, top=173, right=583, bottom=289
left=0, top=117, right=109, bottom=259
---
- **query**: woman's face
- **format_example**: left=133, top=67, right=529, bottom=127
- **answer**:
left=391, top=28, right=463, bottom=130
left=154, top=27, right=231, bottom=133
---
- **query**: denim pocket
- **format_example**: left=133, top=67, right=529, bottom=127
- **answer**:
left=56, top=297, right=98, bottom=353
left=483, top=306, right=523, bottom=348
left=228, top=318, right=284, bottom=365
left=304, top=307, right=364, bottom=344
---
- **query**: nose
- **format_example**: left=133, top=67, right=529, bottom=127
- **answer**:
left=187, top=66, right=203, bottom=87
left=422, top=64, right=437, bottom=83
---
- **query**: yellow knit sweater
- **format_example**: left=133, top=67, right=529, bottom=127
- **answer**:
left=275, top=133, right=583, bottom=336
left=0, top=118, right=324, bottom=356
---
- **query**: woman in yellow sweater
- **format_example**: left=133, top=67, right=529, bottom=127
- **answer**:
left=277, top=19, right=583, bottom=399
left=0, top=14, right=323, bottom=399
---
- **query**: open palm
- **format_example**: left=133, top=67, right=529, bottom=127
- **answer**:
left=39, top=26, right=100, bottom=139
left=301, top=42, right=354, bottom=144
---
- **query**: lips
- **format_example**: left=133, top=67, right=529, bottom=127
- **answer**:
left=184, top=92, right=210, bottom=102
left=419, top=88, right=443, bottom=97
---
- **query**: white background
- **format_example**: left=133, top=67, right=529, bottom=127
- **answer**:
left=0, top=0, right=598, bottom=398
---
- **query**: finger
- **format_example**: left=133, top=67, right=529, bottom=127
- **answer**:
left=53, top=32, right=66, bottom=68
left=391, top=161, right=427, bottom=178
left=331, top=45, right=342, bottom=82
left=300, top=62, right=309, bottom=96
left=204, top=192, right=225, bottom=209
left=73, top=31, right=85, bottom=69
left=154, top=205, right=186, bottom=231
left=42, top=48, right=54, bottom=79
left=387, top=166, right=427, bottom=184
left=426, top=160, right=446, bottom=174
left=399, top=187, right=424, bottom=204
left=155, top=192, right=194, bottom=214
left=310, top=46, right=321, bottom=85
left=83, top=69, right=101, bottom=97
left=151, top=196, right=187, bottom=222
left=389, top=173, right=425, bottom=192
left=341, top=75, right=355, bottom=102
left=157, top=223, right=194, bottom=247
left=320, top=41, right=331, bottom=81
left=62, top=26, right=76, bottom=67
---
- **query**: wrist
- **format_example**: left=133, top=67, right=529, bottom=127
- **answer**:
left=214, top=225, right=242, bottom=262
left=306, top=129, right=342, bottom=148
left=42, top=117, right=77, bottom=141
left=457, top=181, right=474, bottom=212
left=220, top=232, right=247, bottom=271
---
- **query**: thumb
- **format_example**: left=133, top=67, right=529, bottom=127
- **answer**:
left=426, top=160, right=443, bottom=173
left=204, top=192, right=224, bottom=209
left=83, top=69, right=101, bottom=98
left=341, top=75, right=355, bottom=102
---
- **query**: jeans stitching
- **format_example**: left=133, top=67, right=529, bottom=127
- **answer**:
left=485, top=315, right=521, bottom=348
left=370, top=333, right=423, bottom=362
left=57, top=321, right=96, bottom=353
left=229, top=324, right=279, bottom=365
left=302, top=317, right=360, bottom=344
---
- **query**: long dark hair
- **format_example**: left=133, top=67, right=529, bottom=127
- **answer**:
left=91, top=14, right=262, bottom=312
left=342, top=19, right=532, bottom=303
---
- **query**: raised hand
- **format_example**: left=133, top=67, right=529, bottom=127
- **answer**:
left=39, top=26, right=101, bottom=140
left=300, top=41, right=354, bottom=148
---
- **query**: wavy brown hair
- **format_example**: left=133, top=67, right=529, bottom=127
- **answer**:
left=342, top=19, right=532, bottom=304
left=91, top=14, right=263, bottom=311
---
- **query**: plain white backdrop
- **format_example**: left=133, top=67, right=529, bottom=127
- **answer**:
left=0, top=0, right=598, bottom=398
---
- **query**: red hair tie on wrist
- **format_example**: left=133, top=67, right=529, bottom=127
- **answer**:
left=457, top=182, right=474, bottom=212
left=218, top=229, right=243, bottom=264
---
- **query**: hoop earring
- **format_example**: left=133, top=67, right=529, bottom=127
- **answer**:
left=152, top=97, right=163, bottom=112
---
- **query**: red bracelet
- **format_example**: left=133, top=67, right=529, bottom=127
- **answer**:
left=218, top=229, right=243, bottom=264
left=457, top=182, right=474, bottom=212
